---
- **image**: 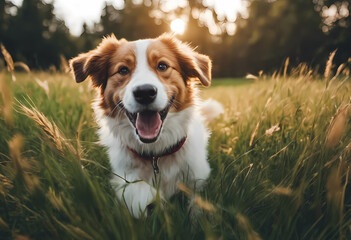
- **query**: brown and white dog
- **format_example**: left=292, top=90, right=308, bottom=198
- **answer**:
left=70, top=34, right=223, bottom=217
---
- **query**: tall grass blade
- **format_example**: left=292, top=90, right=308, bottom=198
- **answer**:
left=283, top=57, right=289, bottom=78
left=324, top=49, right=337, bottom=79
left=325, top=104, right=350, bottom=148
left=0, top=71, right=14, bottom=126
left=0, top=44, right=16, bottom=82
left=19, top=103, right=76, bottom=155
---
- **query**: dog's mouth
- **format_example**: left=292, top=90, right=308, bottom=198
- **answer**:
left=125, top=97, right=174, bottom=143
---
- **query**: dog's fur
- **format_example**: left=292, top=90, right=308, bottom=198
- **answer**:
left=70, top=34, right=222, bottom=217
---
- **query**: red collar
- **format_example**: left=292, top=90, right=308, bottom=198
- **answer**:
left=127, top=136, right=187, bottom=174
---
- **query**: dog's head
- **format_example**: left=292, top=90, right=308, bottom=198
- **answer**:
left=70, top=34, right=212, bottom=144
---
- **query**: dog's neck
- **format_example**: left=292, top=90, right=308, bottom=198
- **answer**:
left=127, top=136, right=187, bottom=161
left=127, top=136, right=187, bottom=174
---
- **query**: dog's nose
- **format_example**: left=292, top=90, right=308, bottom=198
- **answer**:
left=133, top=84, right=157, bottom=105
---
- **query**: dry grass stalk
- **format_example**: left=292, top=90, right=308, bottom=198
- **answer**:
left=328, top=63, right=345, bottom=88
left=265, top=123, right=280, bottom=136
left=75, top=114, right=86, bottom=165
left=324, top=50, right=337, bottom=79
left=178, top=183, right=192, bottom=196
left=194, top=196, right=216, bottom=212
left=63, top=224, right=94, bottom=240
left=0, top=217, right=9, bottom=230
left=325, top=104, right=350, bottom=148
left=0, top=173, right=13, bottom=196
left=47, top=187, right=64, bottom=210
left=20, top=104, right=76, bottom=155
left=0, top=71, right=14, bottom=126
left=264, top=97, right=271, bottom=109
left=272, top=186, right=292, bottom=196
left=178, top=183, right=216, bottom=212
left=8, top=134, right=40, bottom=192
left=14, top=62, right=31, bottom=73
left=12, top=61, right=49, bottom=96
left=236, top=213, right=262, bottom=240
left=60, top=55, right=70, bottom=73
left=246, top=74, right=258, bottom=80
left=272, top=70, right=278, bottom=80
left=342, top=68, right=350, bottom=76
left=8, top=134, right=25, bottom=174
left=13, top=234, right=31, bottom=240
left=258, top=70, right=263, bottom=78
left=249, top=121, right=260, bottom=147
left=283, top=57, right=289, bottom=78
left=35, top=78, right=49, bottom=96
left=326, top=167, right=343, bottom=213
left=0, top=44, right=16, bottom=82
left=334, top=63, right=345, bottom=79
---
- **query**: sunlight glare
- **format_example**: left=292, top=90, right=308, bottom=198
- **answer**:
left=170, top=19, right=186, bottom=35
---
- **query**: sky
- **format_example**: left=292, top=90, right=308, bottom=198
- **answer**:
left=10, top=0, right=247, bottom=36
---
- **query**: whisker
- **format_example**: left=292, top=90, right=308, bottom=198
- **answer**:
left=108, top=100, right=125, bottom=118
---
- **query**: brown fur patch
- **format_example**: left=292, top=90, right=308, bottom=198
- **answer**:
left=100, top=42, right=137, bottom=117
left=147, top=40, right=195, bottom=112
left=157, top=34, right=212, bottom=87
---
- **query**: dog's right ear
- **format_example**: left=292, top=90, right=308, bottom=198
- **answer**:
left=69, top=35, right=119, bottom=87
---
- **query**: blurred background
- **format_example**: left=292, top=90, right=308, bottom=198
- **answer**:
left=0, top=0, right=350, bottom=77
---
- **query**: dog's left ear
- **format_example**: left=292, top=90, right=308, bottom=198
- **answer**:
left=69, top=35, right=119, bottom=88
left=192, top=52, right=212, bottom=87
left=159, top=34, right=212, bottom=87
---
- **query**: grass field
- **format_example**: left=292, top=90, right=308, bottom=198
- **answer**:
left=0, top=63, right=351, bottom=239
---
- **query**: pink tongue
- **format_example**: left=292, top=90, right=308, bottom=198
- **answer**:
left=136, top=111, right=162, bottom=140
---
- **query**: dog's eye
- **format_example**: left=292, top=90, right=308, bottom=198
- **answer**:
left=157, top=62, right=168, bottom=72
left=118, top=66, right=130, bottom=75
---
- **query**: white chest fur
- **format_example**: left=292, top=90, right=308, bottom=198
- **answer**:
left=95, top=105, right=211, bottom=217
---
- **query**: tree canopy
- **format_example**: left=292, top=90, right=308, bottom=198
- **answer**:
left=0, top=0, right=350, bottom=76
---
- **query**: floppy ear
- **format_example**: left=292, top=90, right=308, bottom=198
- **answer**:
left=192, top=52, right=212, bottom=87
left=69, top=35, right=119, bottom=88
left=159, top=34, right=212, bottom=87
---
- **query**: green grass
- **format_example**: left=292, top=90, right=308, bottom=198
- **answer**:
left=0, top=70, right=351, bottom=239
left=212, top=78, right=253, bottom=87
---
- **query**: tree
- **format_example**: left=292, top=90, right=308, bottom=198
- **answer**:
left=95, top=1, right=168, bottom=40
left=6, top=0, right=76, bottom=68
left=318, top=0, right=351, bottom=64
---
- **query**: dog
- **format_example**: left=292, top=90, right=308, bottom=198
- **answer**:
left=69, top=34, right=223, bottom=218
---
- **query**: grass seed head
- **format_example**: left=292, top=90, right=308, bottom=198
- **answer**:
left=47, top=187, right=64, bottom=210
left=326, top=168, right=343, bottom=208
left=177, top=183, right=192, bottom=196
left=0, top=173, right=13, bottom=196
left=283, top=57, right=289, bottom=78
left=0, top=217, right=9, bottom=230
left=14, top=62, right=31, bottom=73
left=0, top=71, right=14, bottom=126
left=8, top=134, right=40, bottom=192
left=325, top=104, right=350, bottom=148
left=35, top=78, right=49, bottom=96
left=60, top=55, right=70, bottom=73
left=249, top=121, right=260, bottom=146
left=236, top=213, right=262, bottom=240
left=246, top=74, right=258, bottom=80
left=194, top=195, right=216, bottom=212
left=13, top=234, right=31, bottom=240
left=324, top=50, right=337, bottom=79
left=20, top=104, right=70, bottom=153
left=265, top=123, right=280, bottom=136
left=0, top=44, right=16, bottom=81
left=9, top=134, right=25, bottom=173
left=272, top=186, right=292, bottom=196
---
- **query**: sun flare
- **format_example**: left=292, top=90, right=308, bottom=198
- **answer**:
left=170, top=18, right=186, bottom=35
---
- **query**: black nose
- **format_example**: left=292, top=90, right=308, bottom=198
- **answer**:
left=132, top=84, right=157, bottom=105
